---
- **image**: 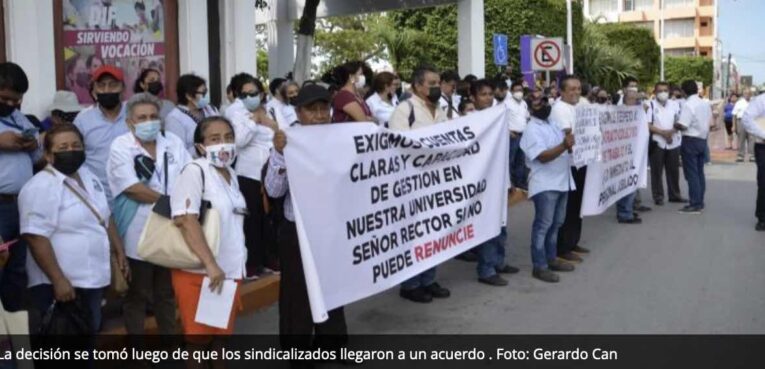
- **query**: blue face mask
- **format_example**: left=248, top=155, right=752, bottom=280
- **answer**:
left=197, top=94, right=210, bottom=109
left=134, top=119, right=161, bottom=142
left=242, top=96, right=261, bottom=111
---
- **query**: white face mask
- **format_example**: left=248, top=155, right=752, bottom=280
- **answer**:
left=354, top=75, right=366, bottom=90
left=205, top=143, right=237, bottom=168
left=627, top=87, right=639, bottom=93
left=512, top=91, right=524, bottom=101
left=656, top=92, right=669, bottom=102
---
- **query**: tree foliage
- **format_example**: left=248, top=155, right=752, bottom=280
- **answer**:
left=665, top=56, right=713, bottom=88
left=314, top=14, right=387, bottom=74
left=575, top=22, right=641, bottom=92
left=596, top=23, right=660, bottom=87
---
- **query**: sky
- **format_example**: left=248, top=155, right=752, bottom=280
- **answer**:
left=719, top=0, right=765, bottom=85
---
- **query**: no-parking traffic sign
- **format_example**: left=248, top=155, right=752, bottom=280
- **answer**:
left=531, top=37, right=564, bottom=71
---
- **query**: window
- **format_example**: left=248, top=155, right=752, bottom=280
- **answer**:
left=635, top=0, right=653, bottom=10
left=590, top=0, right=618, bottom=17
left=664, top=0, right=693, bottom=9
left=664, top=19, right=694, bottom=38
left=624, top=0, right=635, bottom=11
left=666, top=48, right=696, bottom=57
left=701, top=21, right=708, bottom=27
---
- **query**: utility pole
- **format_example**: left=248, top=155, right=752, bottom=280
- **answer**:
left=660, top=0, right=665, bottom=81
left=566, top=0, right=573, bottom=74
left=724, top=53, right=732, bottom=96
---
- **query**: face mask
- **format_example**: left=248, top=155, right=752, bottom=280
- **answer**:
left=354, top=75, right=366, bottom=90
left=288, top=97, right=298, bottom=106
left=52, top=150, right=86, bottom=175
left=133, top=119, right=161, bottom=142
left=597, top=97, right=609, bottom=104
left=531, top=105, right=552, bottom=120
left=147, top=81, right=163, bottom=95
left=205, top=143, right=237, bottom=168
left=627, top=87, right=639, bottom=93
left=97, top=92, right=121, bottom=110
left=427, top=86, right=441, bottom=104
left=496, top=94, right=507, bottom=103
left=657, top=92, right=669, bottom=102
left=512, top=91, right=524, bottom=101
left=76, top=72, right=91, bottom=89
left=0, top=103, right=15, bottom=118
left=196, top=94, right=210, bottom=109
left=242, top=96, right=261, bottom=111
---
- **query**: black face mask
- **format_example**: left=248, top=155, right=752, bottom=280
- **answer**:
left=531, top=104, right=552, bottom=120
left=147, top=81, right=163, bottom=95
left=597, top=97, right=609, bottom=104
left=427, top=86, right=441, bottom=104
left=496, top=94, right=507, bottom=103
left=52, top=150, right=86, bottom=175
left=96, top=92, right=121, bottom=110
left=288, top=97, right=298, bottom=106
left=0, top=103, right=15, bottom=118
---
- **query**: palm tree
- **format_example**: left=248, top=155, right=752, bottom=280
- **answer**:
left=575, top=21, right=641, bottom=92
left=370, top=17, right=430, bottom=76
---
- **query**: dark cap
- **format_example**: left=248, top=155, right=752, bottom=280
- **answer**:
left=91, top=65, right=124, bottom=83
left=293, top=85, right=331, bottom=107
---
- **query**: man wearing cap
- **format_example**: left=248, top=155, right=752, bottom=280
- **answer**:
left=73, top=65, right=129, bottom=206
left=265, top=84, right=349, bottom=362
left=45, top=90, right=83, bottom=129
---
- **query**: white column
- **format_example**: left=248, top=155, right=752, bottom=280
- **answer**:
left=583, top=0, right=591, bottom=20
left=4, top=0, right=56, bottom=119
left=220, top=0, right=257, bottom=92
left=266, top=0, right=294, bottom=80
left=178, top=0, right=209, bottom=80
left=457, top=0, right=485, bottom=78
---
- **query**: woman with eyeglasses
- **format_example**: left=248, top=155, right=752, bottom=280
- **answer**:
left=223, top=73, right=278, bottom=280
left=165, top=74, right=219, bottom=155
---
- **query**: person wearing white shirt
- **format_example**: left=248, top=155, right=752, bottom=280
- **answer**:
left=265, top=78, right=292, bottom=129
left=164, top=74, right=219, bottom=155
left=549, top=76, right=591, bottom=262
left=20, top=124, right=129, bottom=333
left=741, top=93, right=765, bottom=230
left=647, top=82, right=685, bottom=206
left=365, top=71, right=398, bottom=127
left=734, top=88, right=755, bottom=162
left=225, top=73, right=279, bottom=279
left=674, top=80, right=714, bottom=214
left=505, top=81, right=530, bottom=190
left=170, top=117, right=247, bottom=341
left=282, top=81, right=300, bottom=126
left=438, top=70, right=461, bottom=119
left=107, top=93, right=192, bottom=335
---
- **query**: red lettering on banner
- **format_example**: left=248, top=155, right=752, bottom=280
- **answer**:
left=413, top=224, right=475, bottom=262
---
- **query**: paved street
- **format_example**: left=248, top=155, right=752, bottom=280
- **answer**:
left=236, top=160, right=765, bottom=334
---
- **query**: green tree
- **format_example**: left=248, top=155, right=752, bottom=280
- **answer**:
left=314, top=14, right=387, bottom=74
left=575, top=22, right=641, bottom=92
left=596, top=23, right=660, bottom=87
left=664, top=56, right=713, bottom=87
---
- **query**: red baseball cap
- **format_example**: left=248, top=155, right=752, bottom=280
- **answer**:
left=91, top=65, right=124, bottom=83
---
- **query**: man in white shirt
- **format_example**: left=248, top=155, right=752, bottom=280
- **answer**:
left=388, top=65, right=451, bottom=303
left=674, top=80, right=714, bottom=214
left=505, top=81, right=530, bottom=190
left=741, top=93, right=765, bottom=230
left=549, top=75, right=590, bottom=263
left=734, top=88, right=754, bottom=162
left=438, top=70, right=461, bottom=120
left=648, top=81, right=685, bottom=205
left=265, top=78, right=291, bottom=129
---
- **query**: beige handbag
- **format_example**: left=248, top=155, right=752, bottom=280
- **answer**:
left=137, top=163, right=221, bottom=269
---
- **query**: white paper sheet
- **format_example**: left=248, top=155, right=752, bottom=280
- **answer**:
left=194, top=277, right=236, bottom=329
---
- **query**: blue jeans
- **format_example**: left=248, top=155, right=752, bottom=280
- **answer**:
left=531, top=191, right=568, bottom=269
left=476, top=227, right=507, bottom=278
left=616, top=191, right=637, bottom=221
left=0, top=201, right=26, bottom=312
left=29, top=284, right=104, bottom=334
left=681, top=137, right=707, bottom=209
left=401, top=268, right=436, bottom=290
left=509, top=134, right=528, bottom=189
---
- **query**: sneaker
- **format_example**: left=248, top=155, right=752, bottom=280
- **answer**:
left=654, top=200, right=664, bottom=206
left=549, top=260, right=575, bottom=272
left=736, top=157, right=745, bottom=163
left=635, top=205, right=652, bottom=212
left=400, top=287, right=433, bottom=303
left=532, top=268, right=560, bottom=283
left=572, top=245, right=590, bottom=254
left=678, top=206, right=702, bottom=214
left=478, top=274, right=509, bottom=286
left=424, top=282, right=451, bottom=298
left=245, top=265, right=261, bottom=281
left=756, top=222, right=765, bottom=232
left=618, top=217, right=643, bottom=224
left=455, top=251, right=478, bottom=262
left=496, top=265, right=520, bottom=274
left=558, top=252, right=582, bottom=263
left=750, top=158, right=757, bottom=163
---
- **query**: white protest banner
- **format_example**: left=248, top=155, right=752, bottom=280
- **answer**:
left=572, top=105, right=602, bottom=168
left=285, top=106, right=509, bottom=322
left=581, top=105, right=649, bottom=217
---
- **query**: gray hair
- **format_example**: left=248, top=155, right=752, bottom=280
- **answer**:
left=126, top=92, right=161, bottom=119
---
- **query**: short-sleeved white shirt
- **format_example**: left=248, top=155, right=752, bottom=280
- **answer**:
left=19, top=166, right=111, bottom=289
left=170, top=158, right=247, bottom=279
left=677, top=94, right=712, bottom=139
left=648, top=99, right=682, bottom=150
left=503, top=97, right=530, bottom=133
left=549, top=99, right=577, bottom=131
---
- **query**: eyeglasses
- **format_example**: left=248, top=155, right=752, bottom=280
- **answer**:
left=239, top=91, right=260, bottom=98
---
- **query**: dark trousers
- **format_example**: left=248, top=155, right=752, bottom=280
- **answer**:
left=238, top=176, right=277, bottom=269
left=509, top=134, right=528, bottom=189
left=681, top=137, right=707, bottom=209
left=278, top=221, right=347, bottom=362
left=755, top=144, right=765, bottom=221
left=123, top=258, right=178, bottom=335
left=649, top=142, right=682, bottom=202
left=29, top=284, right=104, bottom=334
left=0, top=200, right=26, bottom=312
left=557, top=166, right=586, bottom=256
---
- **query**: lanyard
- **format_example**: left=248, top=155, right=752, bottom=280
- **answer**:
left=0, top=116, right=22, bottom=131
left=210, top=165, right=248, bottom=216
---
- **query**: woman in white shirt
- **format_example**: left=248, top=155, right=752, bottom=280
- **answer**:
left=170, top=116, right=247, bottom=345
left=224, top=73, right=278, bottom=279
left=365, top=71, right=398, bottom=127
left=20, top=124, right=129, bottom=333
left=107, top=93, right=192, bottom=335
left=165, top=74, right=219, bottom=154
